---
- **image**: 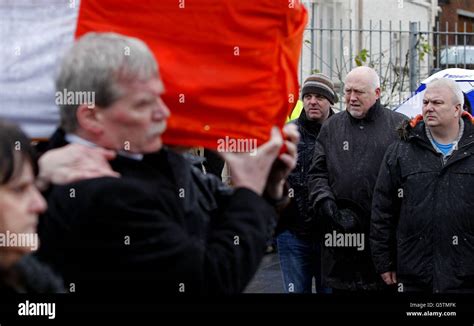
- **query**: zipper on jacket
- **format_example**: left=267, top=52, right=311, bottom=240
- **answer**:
left=441, top=139, right=474, bottom=170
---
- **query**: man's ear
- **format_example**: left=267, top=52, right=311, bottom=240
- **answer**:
left=454, top=103, right=462, bottom=118
left=375, top=87, right=381, bottom=99
left=76, top=104, right=104, bottom=135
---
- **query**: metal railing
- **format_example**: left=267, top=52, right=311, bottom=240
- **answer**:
left=300, top=19, right=474, bottom=109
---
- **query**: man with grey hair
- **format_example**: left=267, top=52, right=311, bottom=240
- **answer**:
left=371, top=78, right=474, bottom=293
left=308, top=66, right=406, bottom=292
left=36, top=32, right=299, bottom=295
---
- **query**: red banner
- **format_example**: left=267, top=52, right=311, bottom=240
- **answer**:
left=76, top=1, right=307, bottom=148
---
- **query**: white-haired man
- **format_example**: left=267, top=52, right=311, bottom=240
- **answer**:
left=308, top=66, right=406, bottom=292
left=371, top=78, right=474, bottom=293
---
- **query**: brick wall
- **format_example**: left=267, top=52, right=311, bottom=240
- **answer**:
left=438, top=0, right=474, bottom=44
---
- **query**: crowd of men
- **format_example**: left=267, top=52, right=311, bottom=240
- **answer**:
left=278, top=66, right=474, bottom=294
left=0, top=31, right=473, bottom=295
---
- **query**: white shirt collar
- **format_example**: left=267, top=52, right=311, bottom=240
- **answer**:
left=65, top=133, right=98, bottom=148
left=65, top=134, right=144, bottom=161
left=117, top=150, right=144, bottom=161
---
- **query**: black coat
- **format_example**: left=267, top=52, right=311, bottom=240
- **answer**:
left=371, top=114, right=474, bottom=293
left=308, top=100, right=406, bottom=290
left=36, top=129, right=277, bottom=295
left=276, top=109, right=334, bottom=238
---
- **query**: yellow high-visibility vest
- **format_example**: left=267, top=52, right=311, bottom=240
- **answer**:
left=286, top=100, right=303, bottom=122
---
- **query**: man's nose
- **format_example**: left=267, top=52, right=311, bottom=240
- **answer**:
left=153, top=97, right=170, bottom=120
left=350, top=92, right=358, bottom=102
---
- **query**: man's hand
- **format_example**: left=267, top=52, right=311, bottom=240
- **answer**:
left=319, top=198, right=339, bottom=220
left=220, top=126, right=293, bottom=196
left=381, top=271, right=397, bottom=285
left=264, top=123, right=299, bottom=199
left=37, top=144, right=120, bottom=190
left=335, top=208, right=359, bottom=232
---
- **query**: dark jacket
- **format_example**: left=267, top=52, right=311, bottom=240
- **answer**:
left=276, top=109, right=334, bottom=238
left=308, top=100, right=406, bottom=290
left=0, top=255, right=65, bottom=294
left=36, top=129, right=277, bottom=295
left=371, top=113, right=474, bottom=293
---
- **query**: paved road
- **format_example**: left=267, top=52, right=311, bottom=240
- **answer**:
left=244, top=253, right=284, bottom=293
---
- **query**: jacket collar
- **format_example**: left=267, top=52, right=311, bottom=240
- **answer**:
left=346, top=99, right=383, bottom=123
left=297, top=108, right=334, bottom=134
left=45, top=128, right=69, bottom=151
left=398, top=112, right=474, bottom=149
left=425, top=118, right=464, bottom=158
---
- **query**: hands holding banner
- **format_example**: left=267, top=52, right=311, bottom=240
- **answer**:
left=221, top=124, right=299, bottom=199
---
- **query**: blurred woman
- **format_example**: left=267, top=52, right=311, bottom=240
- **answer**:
left=0, top=120, right=64, bottom=293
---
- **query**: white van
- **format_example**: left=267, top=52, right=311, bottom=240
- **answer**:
left=440, top=46, right=474, bottom=68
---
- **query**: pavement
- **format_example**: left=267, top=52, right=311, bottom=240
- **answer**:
left=244, top=252, right=284, bottom=293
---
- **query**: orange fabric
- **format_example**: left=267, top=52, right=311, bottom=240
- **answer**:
left=462, top=111, right=474, bottom=124
left=409, top=114, right=424, bottom=128
left=75, top=1, right=307, bottom=149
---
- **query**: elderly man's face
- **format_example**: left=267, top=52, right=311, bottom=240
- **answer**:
left=98, top=77, right=170, bottom=153
left=422, top=86, right=460, bottom=129
left=344, top=72, right=380, bottom=119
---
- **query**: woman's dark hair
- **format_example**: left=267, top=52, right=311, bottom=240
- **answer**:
left=0, top=120, right=37, bottom=185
